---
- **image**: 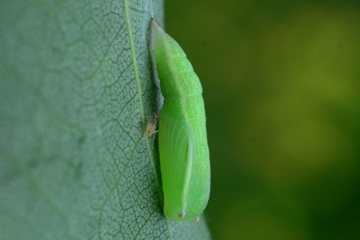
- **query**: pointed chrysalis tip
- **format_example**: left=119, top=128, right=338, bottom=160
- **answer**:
left=151, top=18, right=164, bottom=34
left=150, top=18, right=158, bottom=27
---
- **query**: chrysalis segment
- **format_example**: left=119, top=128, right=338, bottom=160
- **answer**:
left=151, top=19, right=210, bottom=221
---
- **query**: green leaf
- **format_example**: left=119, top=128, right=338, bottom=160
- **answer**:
left=0, top=0, right=211, bottom=239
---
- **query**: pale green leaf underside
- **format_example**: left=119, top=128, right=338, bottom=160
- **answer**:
left=0, top=0, right=211, bottom=239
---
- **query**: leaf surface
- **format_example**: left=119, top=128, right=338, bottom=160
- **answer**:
left=0, top=0, right=211, bottom=239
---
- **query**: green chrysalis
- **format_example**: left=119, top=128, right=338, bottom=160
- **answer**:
left=145, top=113, right=159, bottom=137
left=151, top=19, right=210, bottom=222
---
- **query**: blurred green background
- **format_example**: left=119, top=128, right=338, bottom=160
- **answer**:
left=165, top=1, right=360, bottom=239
